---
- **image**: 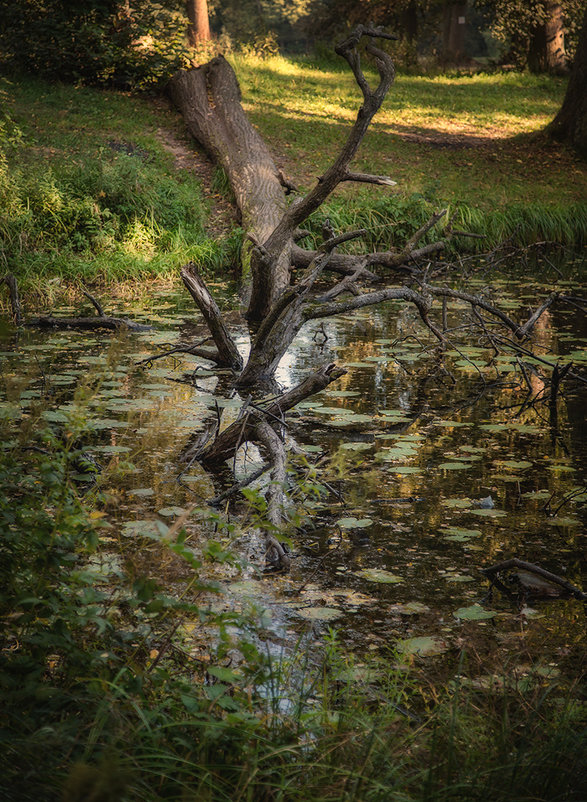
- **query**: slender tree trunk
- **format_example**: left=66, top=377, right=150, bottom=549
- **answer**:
left=401, top=0, right=418, bottom=44
left=547, top=6, right=587, bottom=153
left=186, top=0, right=210, bottom=45
left=442, top=1, right=467, bottom=64
left=528, top=2, right=568, bottom=74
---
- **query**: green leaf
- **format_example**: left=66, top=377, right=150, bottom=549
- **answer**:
left=396, top=636, right=447, bottom=657
left=356, top=569, right=403, bottom=584
left=336, top=517, right=373, bottom=529
left=454, top=604, right=496, bottom=621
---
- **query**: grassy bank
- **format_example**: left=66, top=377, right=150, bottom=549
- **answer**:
left=232, top=54, right=587, bottom=248
left=1, top=59, right=586, bottom=300
left=0, top=76, right=239, bottom=298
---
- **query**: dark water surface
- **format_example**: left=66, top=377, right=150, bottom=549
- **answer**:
left=1, top=261, right=586, bottom=679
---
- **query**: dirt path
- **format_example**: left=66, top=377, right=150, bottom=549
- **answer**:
left=155, top=126, right=236, bottom=239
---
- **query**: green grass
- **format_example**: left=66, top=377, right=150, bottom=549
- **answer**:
left=1, top=57, right=586, bottom=300
left=0, top=76, right=237, bottom=296
left=231, top=54, right=587, bottom=246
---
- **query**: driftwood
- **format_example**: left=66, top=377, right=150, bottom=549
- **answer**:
left=3, top=281, right=151, bottom=332
left=26, top=314, right=151, bottom=332
left=483, top=558, right=587, bottom=601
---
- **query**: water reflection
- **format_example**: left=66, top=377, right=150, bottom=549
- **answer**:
left=1, top=267, right=585, bottom=676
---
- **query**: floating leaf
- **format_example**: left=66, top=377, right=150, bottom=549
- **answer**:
left=442, top=526, right=481, bottom=541
left=356, top=569, right=403, bottom=584
left=469, top=508, right=507, bottom=518
left=158, top=506, right=187, bottom=517
left=340, top=442, right=371, bottom=451
left=442, top=498, right=472, bottom=509
left=522, top=489, right=552, bottom=500
left=387, top=466, right=422, bottom=474
left=295, top=606, right=343, bottom=621
left=391, top=601, right=430, bottom=615
left=454, top=604, right=496, bottom=621
left=495, top=460, right=532, bottom=470
left=129, top=488, right=154, bottom=497
left=336, top=517, right=373, bottom=529
left=344, top=413, right=375, bottom=424
left=438, top=462, right=470, bottom=470
left=396, top=636, right=447, bottom=657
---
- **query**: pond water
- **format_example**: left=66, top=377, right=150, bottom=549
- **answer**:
left=1, top=259, right=586, bottom=681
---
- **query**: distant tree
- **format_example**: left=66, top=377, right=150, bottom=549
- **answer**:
left=186, top=0, right=211, bottom=44
left=547, top=6, right=587, bottom=154
left=485, top=0, right=583, bottom=72
left=441, top=1, right=469, bottom=63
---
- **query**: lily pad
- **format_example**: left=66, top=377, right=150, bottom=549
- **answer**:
left=495, top=460, right=532, bottom=470
left=438, top=462, right=470, bottom=470
left=356, top=569, right=403, bottom=584
left=158, top=506, right=187, bottom=517
left=295, top=606, right=343, bottom=621
left=454, top=604, right=496, bottom=621
left=396, top=636, right=448, bottom=657
left=340, top=442, right=371, bottom=451
left=128, top=488, right=155, bottom=497
left=336, top=517, right=373, bottom=529
left=442, top=498, right=472, bottom=509
left=387, top=466, right=422, bottom=474
left=469, top=508, right=507, bottom=518
left=442, top=526, right=481, bottom=542
left=391, top=601, right=430, bottom=615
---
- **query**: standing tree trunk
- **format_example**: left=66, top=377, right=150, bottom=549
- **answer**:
left=186, top=0, right=211, bottom=45
left=528, top=2, right=568, bottom=74
left=442, top=1, right=468, bottom=64
left=547, top=6, right=587, bottom=153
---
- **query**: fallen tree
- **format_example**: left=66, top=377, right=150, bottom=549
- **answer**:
left=146, top=26, right=580, bottom=571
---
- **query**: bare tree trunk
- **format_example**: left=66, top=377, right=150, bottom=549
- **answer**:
left=442, top=1, right=468, bottom=64
left=186, top=0, right=211, bottom=45
left=548, top=6, right=587, bottom=153
left=528, top=2, right=568, bottom=74
left=168, top=56, right=291, bottom=318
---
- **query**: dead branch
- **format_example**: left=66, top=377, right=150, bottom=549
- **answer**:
left=199, top=363, right=346, bottom=470
left=482, top=558, right=586, bottom=601
left=2, top=273, right=23, bottom=325
left=255, top=417, right=292, bottom=571
left=26, top=315, right=151, bottom=332
left=82, top=290, right=106, bottom=317
left=181, top=262, right=243, bottom=371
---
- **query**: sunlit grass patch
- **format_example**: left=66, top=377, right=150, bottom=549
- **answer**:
left=232, top=55, right=586, bottom=242
left=0, top=76, right=231, bottom=296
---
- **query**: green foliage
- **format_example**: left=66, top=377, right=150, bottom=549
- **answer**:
left=0, top=76, right=242, bottom=288
left=484, top=0, right=584, bottom=68
left=0, top=0, right=192, bottom=89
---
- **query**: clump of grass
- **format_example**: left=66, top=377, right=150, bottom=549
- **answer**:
left=0, top=76, right=238, bottom=297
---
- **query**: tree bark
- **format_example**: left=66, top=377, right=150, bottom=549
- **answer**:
left=528, top=2, right=568, bottom=74
left=167, top=56, right=291, bottom=318
left=547, top=6, right=587, bottom=154
left=186, top=0, right=211, bottom=45
left=442, top=1, right=468, bottom=64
